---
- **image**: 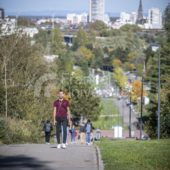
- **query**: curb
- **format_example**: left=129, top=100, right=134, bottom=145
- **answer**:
left=94, top=144, right=104, bottom=170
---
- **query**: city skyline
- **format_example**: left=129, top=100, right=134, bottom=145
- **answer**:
left=0, top=0, right=169, bottom=16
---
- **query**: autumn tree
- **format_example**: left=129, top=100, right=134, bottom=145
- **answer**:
left=114, top=67, right=128, bottom=91
left=113, top=59, right=122, bottom=68
left=78, top=46, right=94, bottom=61
left=131, top=80, right=147, bottom=102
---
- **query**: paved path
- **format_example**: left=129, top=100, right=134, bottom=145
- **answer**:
left=114, top=97, right=145, bottom=138
left=0, top=144, right=101, bottom=170
left=114, top=98, right=138, bottom=126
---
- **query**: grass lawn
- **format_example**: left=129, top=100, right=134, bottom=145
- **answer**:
left=97, top=138, right=170, bottom=170
left=99, top=98, right=119, bottom=115
left=93, top=98, right=121, bottom=130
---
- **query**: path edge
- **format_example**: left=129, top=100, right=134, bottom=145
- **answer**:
left=94, top=144, right=104, bottom=170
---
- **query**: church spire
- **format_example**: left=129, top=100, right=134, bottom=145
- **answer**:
left=136, top=0, right=144, bottom=24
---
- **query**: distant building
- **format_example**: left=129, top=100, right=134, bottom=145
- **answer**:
left=148, top=8, right=162, bottom=29
left=111, top=11, right=137, bottom=29
left=131, top=12, right=137, bottom=24
left=111, top=0, right=162, bottom=30
left=0, top=18, right=17, bottom=36
left=120, top=12, right=131, bottom=23
left=22, top=27, right=39, bottom=38
left=66, top=13, right=88, bottom=24
left=136, top=0, right=144, bottom=24
left=89, top=0, right=105, bottom=22
left=0, top=8, right=5, bottom=20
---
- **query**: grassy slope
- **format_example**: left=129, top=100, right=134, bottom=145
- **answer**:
left=93, top=98, right=121, bottom=130
left=97, top=138, right=170, bottom=170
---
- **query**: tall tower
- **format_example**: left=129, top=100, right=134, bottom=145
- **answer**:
left=89, top=0, right=105, bottom=22
left=136, top=0, right=144, bottom=24
left=0, top=8, right=5, bottom=20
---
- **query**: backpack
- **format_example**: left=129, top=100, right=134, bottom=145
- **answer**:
left=86, top=123, right=91, bottom=133
left=45, top=123, right=51, bottom=132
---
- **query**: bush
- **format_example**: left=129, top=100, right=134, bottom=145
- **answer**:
left=0, top=117, right=44, bottom=144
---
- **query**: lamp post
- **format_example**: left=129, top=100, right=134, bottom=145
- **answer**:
left=152, top=44, right=161, bottom=140
left=127, top=82, right=132, bottom=138
left=129, top=94, right=132, bottom=138
left=140, top=76, right=143, bottom=139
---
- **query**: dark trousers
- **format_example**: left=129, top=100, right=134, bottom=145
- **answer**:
left=56, top=117, right=67, bottom=144
left=45, top=132, right=51, bottom=143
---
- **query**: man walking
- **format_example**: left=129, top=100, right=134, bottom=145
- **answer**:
left=53, top=90, right=71, bottom=149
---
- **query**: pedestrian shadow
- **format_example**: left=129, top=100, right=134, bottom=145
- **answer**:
left=0, top=155, right=54, bottom=170
left=50, top=146, right=57, bottom=148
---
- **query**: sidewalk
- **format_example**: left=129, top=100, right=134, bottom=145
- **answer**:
left=0, top=144, right=102, bottom=170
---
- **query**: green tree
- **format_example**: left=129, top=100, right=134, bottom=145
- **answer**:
left=65, top=77, right=101, bottom=120
left=90, top=20, right=108, bottom=36
left=72, top=28, right=89, bottom=50
left=34, top=29, right=50, bottom=49
left=146, top=4, right=170, bottom=138
left=0, top=34, right=46, bottom=118
left=120, top=24, right=141, bottom=32
left=17, top=17, right=36, bottom=27
left=164, top=3, right=170, bottom=41
left=51, top=28, right=65, bottom=55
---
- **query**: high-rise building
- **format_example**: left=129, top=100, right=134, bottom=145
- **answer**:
left=89, top=0, right=105, bottom=22
left=136, top=0, right=144, bottom=24
left=0, top=8, right=5, bottom=20
left=148, top=8, right=162, bottom=29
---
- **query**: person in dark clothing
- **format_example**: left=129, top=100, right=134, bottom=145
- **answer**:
left=43, top=120, right=53, bottom=144
left=53, top=90, right=71, bottom=149
left=71, top=124, right=76, bottom=143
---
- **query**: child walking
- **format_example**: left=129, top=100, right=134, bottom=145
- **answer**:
left=43, top=120, right=53, bottom=144
left=71, top=124, right=76, bottom=143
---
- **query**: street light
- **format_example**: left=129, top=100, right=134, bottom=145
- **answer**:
left=129, top=93, right=132, bottom=138
left=140, top=76, right=144, bottom=139
left=127, top=84, right=132, bottom=138
left=152, top=44, right=161, bottom=140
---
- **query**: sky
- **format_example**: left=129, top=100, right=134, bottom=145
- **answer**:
left=0, top=0, right=169, bottom=15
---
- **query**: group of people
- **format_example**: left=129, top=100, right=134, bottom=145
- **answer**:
left=43, top=90, right=94, bottom=149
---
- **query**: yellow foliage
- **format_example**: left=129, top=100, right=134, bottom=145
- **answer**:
left=132, top=80, right=147, bottom=101
left=129, top=63, right=136, bottom=71
left=113, top=59, right=122, bottom=68
left=79, top=46, right=93, bottom=60
left=64, top=92, right=71, bottom=101
left=128, top=51, right=137, bottom=61
left=114, top=67, right=128, bottom=90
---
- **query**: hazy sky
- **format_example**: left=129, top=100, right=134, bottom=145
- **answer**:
left=0, top=0, right=169, bottom=14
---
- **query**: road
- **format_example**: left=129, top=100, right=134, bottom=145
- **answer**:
left=114, top=98, right=138, bottom=126
left=0, top=144, right=101, bottom=170
left=113, top=97, right=142, bottom=138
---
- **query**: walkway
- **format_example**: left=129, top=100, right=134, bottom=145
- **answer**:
left=0, top=144, right=102, bottom=170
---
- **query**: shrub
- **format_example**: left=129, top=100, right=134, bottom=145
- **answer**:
left=0, top=117, right=44, bottom=144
